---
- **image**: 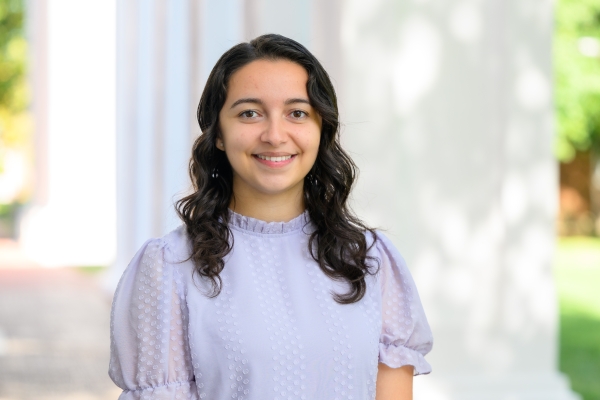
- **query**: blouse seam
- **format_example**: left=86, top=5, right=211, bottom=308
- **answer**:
left=121, top=379, right=194, bottom=393
left=162, top=240, right=193, bottom=289
left=159, top=237, right=187, bottom=267
left=374, top=238, right=387, bottom=294
left=162, top=238, right=195, bottom=387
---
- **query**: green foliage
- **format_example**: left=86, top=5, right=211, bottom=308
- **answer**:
left=554, top=237, right=600, bottom=399
left=0, top=0, right=27, bottom=143
left=555, top=0, right=600, bottom=162
left=560, top=314, right=600, bottom=400
left=74, top=266, right=108, bottom=275
left=0, top=0, right=26, bottom=111
left=0, top=0, right=29, bottom=203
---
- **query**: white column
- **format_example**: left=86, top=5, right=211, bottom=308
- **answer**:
left=113, top=0, right=186, bottom=284
left=20, top=0, right=116, bottom=267
left=111, top=0, right=245, bottom=285
left=243, top=0, right=311, bottom=46
left=341, top=0, right=578, bottom=398
left=240, top=0, right=343, bottom=116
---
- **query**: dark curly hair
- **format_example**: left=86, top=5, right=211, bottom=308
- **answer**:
left=176, top=34, right=378, bottom=304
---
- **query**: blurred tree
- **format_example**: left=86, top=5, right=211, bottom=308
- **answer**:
left=0, top=0, right=29, bottom=237
left=555, top=0, right=600, bottom=161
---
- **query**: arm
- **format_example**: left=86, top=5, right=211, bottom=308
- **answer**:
left=373, top=231, right=433, bottom=399
left=376, top=364, right=414, bottom=400
left=109, top=238, right=198, bottom=398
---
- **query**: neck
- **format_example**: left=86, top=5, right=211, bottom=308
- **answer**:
left=229, top=184, right=305, bottom=223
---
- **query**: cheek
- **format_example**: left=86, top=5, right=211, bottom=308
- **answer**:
left=223, top=127, right=254, bottom=155
left=296, top=126, right=321, bottom=153
left=307, top=132, right=321, bottom=157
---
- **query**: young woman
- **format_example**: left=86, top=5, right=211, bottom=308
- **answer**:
left=109, top=34, right=432, bottom=400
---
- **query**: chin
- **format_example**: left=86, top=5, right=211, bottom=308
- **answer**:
left=256, top=185, right=298, bottom=196
left=253, top=179, right=304, bottom=196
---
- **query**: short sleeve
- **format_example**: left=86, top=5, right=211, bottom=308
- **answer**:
left=109, top=238, right=198, bottom=399
left=375, top=232, right=433, bottom=375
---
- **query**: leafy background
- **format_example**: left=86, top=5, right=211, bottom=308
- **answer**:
left=0, top=0, right=29, bottom=237
left=0, top=0, right=28, bottom=172
left=555, top=0, right=600, bottom=162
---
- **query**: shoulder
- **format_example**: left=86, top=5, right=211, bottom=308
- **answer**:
left=133, top=225, right=190, bottom=258
left=115, top=227, right=191, bottom=298
left=122, top=225, right=191, bottom=277
left=160, top=225, right=193, bottom=264
left=366, top=230, right=407, bottom=268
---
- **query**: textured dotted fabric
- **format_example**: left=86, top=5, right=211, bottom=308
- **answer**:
left=109, top=211, right=433, bottom=400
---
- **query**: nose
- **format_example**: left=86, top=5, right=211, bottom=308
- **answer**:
left=260, top=117, right=287, bottom=147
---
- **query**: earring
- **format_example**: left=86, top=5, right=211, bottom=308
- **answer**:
left=211, top=167, right=219, bottom=178
left=216, top=140, right=224, bottom=150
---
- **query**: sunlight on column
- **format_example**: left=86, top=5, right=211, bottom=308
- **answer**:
left=516, top=64, right=550, bottom=111
left=392, top=15, right=441, bottom=116
left=502, top=173, right=528, bottom=224
left=449, top=1, right=482, bottom=44
left=20, top=0, right=116, bottom=267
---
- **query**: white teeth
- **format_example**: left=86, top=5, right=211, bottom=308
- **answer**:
left=257, top=155, right=292, bottom=162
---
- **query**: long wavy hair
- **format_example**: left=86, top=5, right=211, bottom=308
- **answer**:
left=176, top=34, right=378, bottom=304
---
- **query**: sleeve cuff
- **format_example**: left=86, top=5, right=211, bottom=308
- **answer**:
left=378, top=342, right=432, bottom=376
left=118, top=380, right=198, bottom=400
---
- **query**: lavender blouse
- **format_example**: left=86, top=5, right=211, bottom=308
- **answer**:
left=109, top=211, right=433, bottom=400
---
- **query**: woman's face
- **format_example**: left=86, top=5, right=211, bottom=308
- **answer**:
left=218, top=59, right=321, bottom=200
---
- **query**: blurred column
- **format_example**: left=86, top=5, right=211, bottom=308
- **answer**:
left=110, top=0, right=245, bottom=286
left=20, top=0, right=116, bottom=267
left=341, top=0, right=579, bottom=398
left=242, top=0, right=342, bottom=86
left=112, top=0, right=189, bottom=285
left=27, top=0, right=48, bottom=207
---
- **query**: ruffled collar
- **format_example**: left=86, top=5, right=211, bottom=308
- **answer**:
left=228, top=209, right=309, bottom=234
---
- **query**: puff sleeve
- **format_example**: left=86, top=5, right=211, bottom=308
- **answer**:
left=375, top=232, right=433, bottom=375
left=109, top=238, right=198, bottom=399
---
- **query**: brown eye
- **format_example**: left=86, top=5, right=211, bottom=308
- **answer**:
left=291, top=110, right=307, bottom=119
left=240, top=110, right=258, bottom=118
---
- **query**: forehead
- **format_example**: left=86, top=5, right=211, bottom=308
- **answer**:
left=226, top=59, right=309, bottom=101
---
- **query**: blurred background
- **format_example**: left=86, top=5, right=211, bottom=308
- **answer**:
left=0, top=0, right=598, bottom=399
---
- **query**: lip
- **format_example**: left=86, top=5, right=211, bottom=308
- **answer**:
left=252, top=154, right=297, bottom=168
left=254, top=152, right=294, bottom=157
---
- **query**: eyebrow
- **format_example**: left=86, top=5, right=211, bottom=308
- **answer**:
left=230, top=98, right=262, bottom=108
left=229, top=97, right=311, bottom=109
left=284, top=98, right=311, bottom=105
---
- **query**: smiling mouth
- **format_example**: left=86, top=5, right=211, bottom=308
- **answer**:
left=254, top=154, right=295, bottom=162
